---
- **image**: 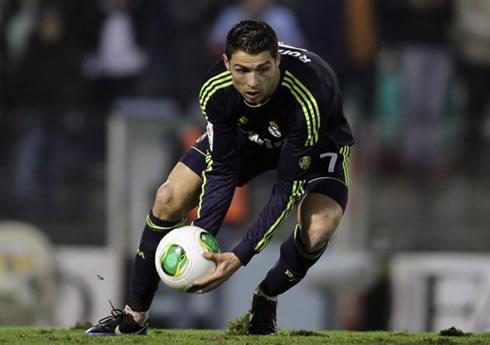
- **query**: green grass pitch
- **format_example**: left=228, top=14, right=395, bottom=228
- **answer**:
left=2, top=327, right=490, bottom=345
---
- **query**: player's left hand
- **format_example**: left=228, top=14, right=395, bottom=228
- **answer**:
left=193, top=251, right=242, bottom=294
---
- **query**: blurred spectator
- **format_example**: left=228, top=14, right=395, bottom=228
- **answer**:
left=6, top=5, right=87, bottom=215
left=0, top=0, right=14, bottom=97
left=299, top=0, right=346, bottom=75
left=299, top=0, right=378, bottom=119
left=131, top=0, right=172, bottom=97
left=1, top=0, right=37, bottom=132
left=0, top=0, right=15, bottom=167
left=3, top=0, right=38, bottom=63
left=378, top=0, right=454, bottom=177
left=452, top=0, right=490, bottom=176
left=344, top=0, right=378, bottom=118
left=81, top=0, right=147, bottom=110
left=163, top=0, right=219, bottom=109
left=208, top=0, right=306, bottom=59
left=299, top=0, right=379, bottom=174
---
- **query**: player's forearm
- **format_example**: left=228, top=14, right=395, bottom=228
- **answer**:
left=231, top=178, right=306, bottom=265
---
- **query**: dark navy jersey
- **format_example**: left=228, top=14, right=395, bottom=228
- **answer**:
left=193, top=43, right=354, bottom=265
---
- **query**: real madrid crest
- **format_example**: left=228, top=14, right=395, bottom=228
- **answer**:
left=268, top=121, right=282, bottom=138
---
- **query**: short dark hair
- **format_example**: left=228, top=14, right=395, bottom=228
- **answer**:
left=225, top=20, right=278, bottom=60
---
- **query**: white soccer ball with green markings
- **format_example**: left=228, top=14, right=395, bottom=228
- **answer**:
left=155, top=225, right=220, bottom=293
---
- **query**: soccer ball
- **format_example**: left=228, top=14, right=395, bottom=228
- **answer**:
left=154, top=225, right=220, bottom=293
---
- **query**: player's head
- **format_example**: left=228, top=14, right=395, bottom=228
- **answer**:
left=224, top=20, right=278, bottom=60
left=223, top=20, right=281, bottom=105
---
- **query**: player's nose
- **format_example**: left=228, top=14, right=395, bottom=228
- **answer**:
left=247, top=72, right=259, bottom=88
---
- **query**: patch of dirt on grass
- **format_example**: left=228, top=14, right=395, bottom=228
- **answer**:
left=226, top=313, right=249, bottom=335
left=439, top=327, right=472, bottom=337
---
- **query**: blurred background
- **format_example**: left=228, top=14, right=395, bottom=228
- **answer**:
left=0, top=0, right=489, bottom=332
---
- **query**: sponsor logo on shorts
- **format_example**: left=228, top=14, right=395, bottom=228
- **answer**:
left=299, top=156, right=312, bottom=170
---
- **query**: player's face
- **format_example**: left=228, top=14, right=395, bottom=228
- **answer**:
left=224, top=50, right=281, bottom=105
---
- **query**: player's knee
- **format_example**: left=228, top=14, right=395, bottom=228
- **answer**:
left=302, top=212, right=342, bottom=252
left=300, top=224, right=328, bottom=253
left=153, top=182, right=184, bottom=220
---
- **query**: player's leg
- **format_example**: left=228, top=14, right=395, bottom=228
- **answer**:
left=127, top=162, right=203, bottom=313
left=248, top=146, right=350, bottom=335
left=124, top=139, right=273, bottom=333
left=248, top=194, right=344, bottom=335
left=86, top=142, right=207, bottom=336
left=259, top=193, right=343, bottom=295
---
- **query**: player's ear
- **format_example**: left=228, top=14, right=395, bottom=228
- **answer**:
left=275, top=53, right=281, bottom=67
left=223, top=54, right=230, bottom=70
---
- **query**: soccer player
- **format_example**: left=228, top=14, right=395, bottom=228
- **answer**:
left=86, top=19, right=354, bottom=336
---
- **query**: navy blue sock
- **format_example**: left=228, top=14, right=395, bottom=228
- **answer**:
left=260, top=225, right=326, bottom=297
left=128, top=210, right=186, bottom=311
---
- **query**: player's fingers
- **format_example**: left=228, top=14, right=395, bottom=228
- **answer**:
left=195, top=263, right=229, bottom=289
left=202, top=251, right=216, bottom=261
left=195, top=279, right=223, bottom=294
left=193, top=268, right=220, bottom=287
left=193, top=275, right=211, bottom=288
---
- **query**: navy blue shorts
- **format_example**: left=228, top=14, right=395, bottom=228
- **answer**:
left=180, top=134, right=351, bottom=212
